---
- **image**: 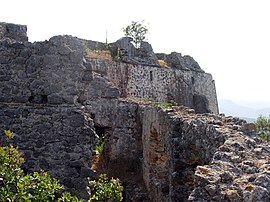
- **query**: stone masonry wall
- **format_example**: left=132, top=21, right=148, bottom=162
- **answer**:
left=0, top=35, right=94, bottom=104
left=0, top=23, right=144, bottom=200
left=86, top=58, right=219, bottom=114
left=0, top=104, right=96, bottom=198
left=0, top=29, right=101, bottom=199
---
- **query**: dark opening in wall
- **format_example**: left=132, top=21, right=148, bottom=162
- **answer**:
left=41, top=95, right=48, bottom=103
left=150, top=71, right=153, bottom=82
left=95, top=125, right=106, bottom=138
left=28, top=96, right=34, bottom=103
left=28, top=95, right=48, bottom=104
left=92, top=124, right=113, bottom=177
left=90, top=113, right=95, bottom=119
left=191, top=77, right=195, bottom=84
left=93, top=125, right=111, bottom=156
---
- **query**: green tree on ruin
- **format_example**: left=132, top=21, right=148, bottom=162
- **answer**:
left=123, top=21, right=148, bottom=48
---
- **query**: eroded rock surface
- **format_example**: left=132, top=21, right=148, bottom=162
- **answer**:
left=110, top=37, right=159, bottom=66
left=0, top=22, right=28, bottom=42
left=190, top=131, right=270, bottom=202
left=142, top=105, right=269, bottom=201
left=164, top=52, right=203, bottom=72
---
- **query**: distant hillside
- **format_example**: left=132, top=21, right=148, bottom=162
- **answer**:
left=218, top=99, right=270, bottom=121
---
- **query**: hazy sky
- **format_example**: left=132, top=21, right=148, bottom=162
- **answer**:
left=1, top=0, right=270, bottom=104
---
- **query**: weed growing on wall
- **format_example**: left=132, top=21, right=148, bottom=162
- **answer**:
left=158, top=59, right=170, bottom=68
left=116, top=47, right=121, bottom=62
left=96, top=136, right=105, bottom=157
left=143, top=98, right=177, bottom=110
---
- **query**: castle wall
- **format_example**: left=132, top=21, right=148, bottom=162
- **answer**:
left=86, top=58, right=219, bottom=114
left=0, top=104, right=96, bottom=198
left=0, top=23, right=269, bottom=202
left=0, top=26, right=142, bottom=200
left=0, top=32, right=100, bottom=198
left=0, top=35, right=92, bottom=104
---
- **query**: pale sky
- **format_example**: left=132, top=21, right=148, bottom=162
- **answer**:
left=1, top=0, right=270, bottom=104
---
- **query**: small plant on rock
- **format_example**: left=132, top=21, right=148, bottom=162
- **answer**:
left=90, top=174, right=123, bottom=202
left=143, top=98, right=177, bottom=110
left=96, top=136, right=105, bottom=157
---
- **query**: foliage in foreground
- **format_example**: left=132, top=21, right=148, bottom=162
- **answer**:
left=0, top=131, right=82, bottom=202
left=1, top=130, right=124, bottom=201
left=90, top=174, right=123, bottom=202
left=255, top=116, right=270, bottom=142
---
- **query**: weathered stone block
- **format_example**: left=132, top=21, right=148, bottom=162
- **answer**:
left=0, top=22, right=28, bottom=42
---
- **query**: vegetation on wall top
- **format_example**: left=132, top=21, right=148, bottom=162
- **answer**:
left=123, top=21, right=148, bottom=48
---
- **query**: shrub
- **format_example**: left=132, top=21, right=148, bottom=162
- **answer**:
left=0, top=130, right=82, bottom=202
left=90, top=174, right=123, bottom=202
left=1, top=131, right=124, bottom=201
left=123, top=21, right=148, bottom=48
left=255, top=116, right=270, bottom=142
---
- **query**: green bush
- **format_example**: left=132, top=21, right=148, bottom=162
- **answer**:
left=1, top=130, right=124, bottom=201
left=0, top=130, right=82, bottom=202
left=255, top=116, right=270, bottom=142
left=90, top=174, right=123, bottom=202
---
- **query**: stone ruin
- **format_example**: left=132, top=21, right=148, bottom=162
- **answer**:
left=0, top=22, right=269, bottom=201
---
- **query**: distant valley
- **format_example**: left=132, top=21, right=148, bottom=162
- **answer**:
left=218, top=99, right=270, bottom=122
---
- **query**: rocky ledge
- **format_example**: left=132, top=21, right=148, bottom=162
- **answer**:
left=141, top=104, right=270, bottom=202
